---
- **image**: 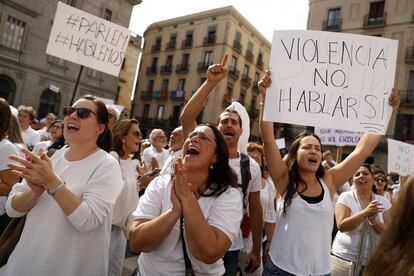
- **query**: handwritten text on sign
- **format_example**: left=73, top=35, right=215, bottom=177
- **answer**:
left=46, top=2, right=130, bottom=76
left=314, top=127, right=362, bottom=146
left=264, top=30, right=398, bottom=134
left=387, top=139, right=414, bottom=176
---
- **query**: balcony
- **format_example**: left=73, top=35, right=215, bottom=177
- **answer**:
left=233, top=40, right=242, bottom=53
left=363, top=12, right=386, bottom=28
left=400, top=90, right=414, bottom=106
left=197, top=61, right=213, bottom=72
left=145, top=66, right=157, bottom=75
left=165, top=41, right=176, bottom=51
left=322, top=18, right=342, bottom=31
left=141, top=90, right=153, bottom=100
left=257, top=59, right=264, bottom=70
left=137, top=117, right=180, bottom=132
left=203, top=35, right=216, bottom=45
left=160, top=65, right=173, bottom=74
left=181, top=39, right=193, bottom=49
left=170, top=90, right=185, bottom=101
left=153, top=90, right=169, bottom=100
left=176, top=63, right=189, bottom=73
left=228, top=67, right=240, bottom=80
left=241, top=74, right=252, bottom=87
left=151, top=44, right=161, bottom=53
left=0, top=44, right=22, bottom=62
left=246, top=50, right=254, bottom=63
left=405, top=47, right=414, bottom=63
left=253, top=81, right=260, bottom=93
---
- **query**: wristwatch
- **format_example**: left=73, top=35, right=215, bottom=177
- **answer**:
left=47, top=181, right=66, bottom=196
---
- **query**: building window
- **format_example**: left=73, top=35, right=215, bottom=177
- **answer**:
left=103, top=8, right=112, bottom=21
left=151, top=57, right=158, bottom=68
left=204, top=51, right=213, bottom=65
left=166, top=56, right=173, bottom=66
left=172, top=105, right=181, bottom=124
left=38, top=89, right=61, bottom=119
left=243, top=65, right=250, bottom=78
left=240, top=90, right=246, bottom=105
left=0, top=75, right=16, bottom=104
left=177, top=79, right=186, bottom=91
left=182, top=53, right=189, bottom=65
left=143, top=104, right=150, bottom=119
left=161, top=79, right=169, bottom=92
left=67, top=0, right=77, bottom=6
left=1, top=16, right=26, bottom=51
left=365, top=1, right=385, bottom=26
left=157, top=105, right=165, bottom=120
left=257, top=51, right=264, bottom=68
left=230, top=56, right=237, bottom=70
left=204, top=26, right=216, bottom=44
left=147, top=80, right=154, bottom=92
left=327, top=8, right=341, bottom=28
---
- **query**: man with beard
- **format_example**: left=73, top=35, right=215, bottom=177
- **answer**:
left=180, top=55, right=263, bottom=275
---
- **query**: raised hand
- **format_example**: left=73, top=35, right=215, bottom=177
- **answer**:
left=172, top=158, right=193, bottom=201
left=206, top=54, right=228, bottom=84
left=170, top=179, right=183, bottom=218
left=363, top=200, right=384, bottom=218
left=388, top=88, right=400, bottom=111
left=258, top=70, right=272, bottom=96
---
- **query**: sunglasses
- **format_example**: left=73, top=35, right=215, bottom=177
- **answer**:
left=63, top=106, right=97, bottom=119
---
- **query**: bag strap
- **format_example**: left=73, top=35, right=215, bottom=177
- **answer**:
left=239, top=152, right=251, bottom=209
left=180, top=216, right=195, bottom=276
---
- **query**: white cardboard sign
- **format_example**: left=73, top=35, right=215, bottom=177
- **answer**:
left=387, top=139, right=414, bottom=176
left=264, top=30, right=398, bottom=134
left=46, top=2, right=130, bottom=76
left=275, top=138, right=286, bottom=149
left=314, top=127, right=362, bottom=146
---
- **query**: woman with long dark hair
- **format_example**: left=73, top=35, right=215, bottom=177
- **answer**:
left=129, top=123, right=243, bottom=275
left=1, top=95, right=123, bottom=275
left=258, top=71, right=400, bottom=275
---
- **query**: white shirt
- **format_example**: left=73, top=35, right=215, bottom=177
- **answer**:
left=142, top=145, right=169, bottom=171
left=1, top=147, right=123, bottom=276
left=109, top=151, right=139, bottom=233
left=134, top=175, right=242, bottom=276
left=160, top=149, right=183, bottom=175
left=21, top=126, right=40, bottom=148
left=0, top=139, right=19, bottom=215
left=32, top=140, right=53, bottom=155
left=332, top=191, right=391, bottom=265
left=228, top=154, right=262, bottom=251
left=269, top=179, right=333, bottom=275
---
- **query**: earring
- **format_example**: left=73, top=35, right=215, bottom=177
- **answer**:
left=210, top=164, right=214, bottom=170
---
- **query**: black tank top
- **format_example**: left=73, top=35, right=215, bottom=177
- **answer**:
left=298, top=179, right=324, bottom=204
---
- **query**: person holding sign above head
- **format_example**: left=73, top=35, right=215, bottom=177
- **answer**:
left=1, top=95, right=123, bottom=276
left=180, top=54, right=263, bottom=275
left=258, top=71, right=400, bottom=276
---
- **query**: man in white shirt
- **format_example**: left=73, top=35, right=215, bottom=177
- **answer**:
left=18, top=105, right=40, bottom=150
left=160, top=126, right=184, bottom=175
left=37, top=112, right=57, bottom=141
left=180, top=55, right=263, bottom=275
left=142, top=129, right=169, bottom=171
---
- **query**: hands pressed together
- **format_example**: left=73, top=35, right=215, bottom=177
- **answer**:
left=170, top=158, right=194, bottom=219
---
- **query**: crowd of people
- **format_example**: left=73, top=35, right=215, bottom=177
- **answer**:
left=0, top=55, right=412, bottom=276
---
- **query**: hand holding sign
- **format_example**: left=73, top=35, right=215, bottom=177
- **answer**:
left=206, top=54, right=228, bottom=84
left=258, top=70, right=272, bottom=96
left=388, top=88, right=400, bottom=112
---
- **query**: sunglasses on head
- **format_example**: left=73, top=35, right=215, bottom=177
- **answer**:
left=63, top=106, right=97, bottom=119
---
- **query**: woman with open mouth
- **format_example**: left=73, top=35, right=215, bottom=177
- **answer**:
left=129, top=123, right=243, bottom=275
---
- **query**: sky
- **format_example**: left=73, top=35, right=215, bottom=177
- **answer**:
left=129, top=0, right=309, bottom=42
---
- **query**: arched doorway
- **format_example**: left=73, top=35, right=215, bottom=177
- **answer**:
left=0, top=75, right=16, bottom=104
left=38, top=88, right=61, bottom=119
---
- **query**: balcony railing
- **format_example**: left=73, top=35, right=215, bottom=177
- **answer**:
left=203, top=35, right=216, bottom=45
left=241, top=75, right=252, bottom=87
left=170, top=90, right=185, bottom=101
left=197, top=61, right=213, bottom=72
left=233, top=40, right=242, bottom=53
left=246, top=50, right=254, bottom=63
left=322, top=18, right=342, bottom=31
left=400, top=90, right=414, bottom=106
left=137, top=117, right=181, bottom=132
left=146, top=66, right=157, bottom=75
left=0, top=44, right=22, bottom=62
left=257, top=59, right=264, bottom=69
left=181, top=39, right=193, bottom=49
left=141, top=90, right=153, bottom=100
left=176, top=63, right=189, bottom=73
left=165, top=41, right=176, bottom=51
left=153, top=90, right=169, bottom=100
left=363, top=12, right=386, bottom=28
left=228, top=67, right=240, bottom=80
left=405, top=47, right=414, bottom=63
left=151, top=44, right=161, bottom=53
left=160, top=65, right=173, bottom=74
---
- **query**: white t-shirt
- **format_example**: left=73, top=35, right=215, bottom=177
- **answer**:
left=134, top=175, right=242, bottom=276
left=0, top=139, right=19, bottom=215
left=160, top=149, right=183, bottom=176
left=332, top=191, right=391, bottom=265
left=142, top=146, right=169, bottom=171
left=228, top=154, right=262, bottom=251
left=109, top=151, right=139, bottom=233
left=0, top=147, right=123, bottom=276
left=32, top=140, right=53, bottom=155
left=21, top=126, right=40, bottom=148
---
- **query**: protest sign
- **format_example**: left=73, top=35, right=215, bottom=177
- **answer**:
left=314, top=127, right=362, bottom=146
left=276, top=138, right=286, bottom=149
left=46, top=2, right=130, bottom=76
left=387, top=139, right=414, bottom=176
left=264, top=30, right=398, bottom=134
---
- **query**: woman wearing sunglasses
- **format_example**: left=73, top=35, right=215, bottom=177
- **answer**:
left=1, top=95, right=123, bottom=275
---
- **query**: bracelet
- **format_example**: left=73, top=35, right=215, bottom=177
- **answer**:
left=259, top=101, right=265, bottom=106
left=47, top=181, right=66, bottom=196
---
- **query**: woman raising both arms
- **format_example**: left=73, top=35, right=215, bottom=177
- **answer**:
left=258, top=71, right=400, bottom=276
